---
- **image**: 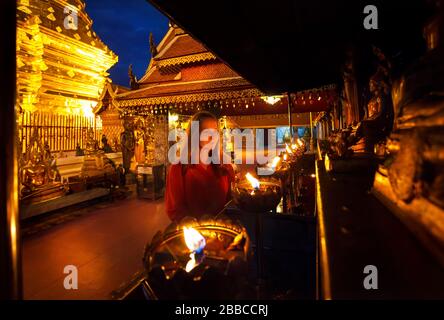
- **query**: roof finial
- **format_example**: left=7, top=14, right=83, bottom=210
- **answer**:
left=149, top=32, right=158, bottom=58
left=128, top=64, right=139, bottom=90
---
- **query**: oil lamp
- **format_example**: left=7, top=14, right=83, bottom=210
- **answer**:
left=142, top=216, right=251, bottom=299
left=233, top=173, right=281, bottom=213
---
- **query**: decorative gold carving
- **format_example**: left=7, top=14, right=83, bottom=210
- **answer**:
left=156, top=52, right=217, bottom=68
left=116, top=88, right=263, bottom=107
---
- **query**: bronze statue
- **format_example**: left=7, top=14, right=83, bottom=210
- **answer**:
left=85, top=128, right=99, bottom=155
left=101, top=134, right=114, bottom=153
left=120, top=119, right=135, bottom=173
left=75, top=143, right=84, bottom=156
left=348, top=47, right=393, bottom=154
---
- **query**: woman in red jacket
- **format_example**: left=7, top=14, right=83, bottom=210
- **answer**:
left=165, top=111, right=234, bottom=222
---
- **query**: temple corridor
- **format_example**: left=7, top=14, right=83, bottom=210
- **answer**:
left=22, top=198, right=170, bottom=300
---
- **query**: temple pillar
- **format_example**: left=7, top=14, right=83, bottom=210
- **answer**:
left=0, top=0, right=22, bottom=300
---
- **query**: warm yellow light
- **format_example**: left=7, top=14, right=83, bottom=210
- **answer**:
left=81, top=104, right=94, bottom=118
left=297, top=138, right=304, bottom=147
left=245, top=172, right=260, bottom=189
left=285, top=144, right=293, bottom=154
left=269, top=156, right=281, bottom=168
left=169, top=113, right=179, bottom=123
left=261, top=95, right=283, bottom=105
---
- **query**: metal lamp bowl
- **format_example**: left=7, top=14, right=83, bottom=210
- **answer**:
left=141, top=216, right=250, bottom=299
left=233, top=179, right=282, bottom=213
left=272, top=163, right=290, bottom=181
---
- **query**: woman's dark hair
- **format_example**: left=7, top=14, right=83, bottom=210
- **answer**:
left=181, top=111, right=231, bottom=177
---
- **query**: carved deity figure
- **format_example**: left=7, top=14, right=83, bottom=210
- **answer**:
left=149, top=32, right=158, bottom=58
left=21, top=130, right=60, bottom=199
left=120, top=119, right=135, bottom=173
left=128, top=64, right=139, bottom=90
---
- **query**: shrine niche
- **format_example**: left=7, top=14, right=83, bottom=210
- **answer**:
left=95, top=81, right=130, bottom=153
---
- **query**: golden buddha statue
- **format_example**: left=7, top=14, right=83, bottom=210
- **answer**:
left=85, top=128, right=100, bottom=156
left=81, top=128, right=115, bottom=178
left=20, top=130, right=65, bottom=203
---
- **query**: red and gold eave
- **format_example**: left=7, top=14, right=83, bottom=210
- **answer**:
left=112, top=24, right=337, bottom=117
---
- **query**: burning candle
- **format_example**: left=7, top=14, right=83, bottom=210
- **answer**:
left=245, top=173, right=260, bottom=190
left=297, top=138, right=304, bottom=147
left=183, top=226, right=206, bottom=272
left=269, top=156, right=281, bottom=169
left=245, top=172, right=260, bottom=195
left=285, top=144, right=293, bottom=154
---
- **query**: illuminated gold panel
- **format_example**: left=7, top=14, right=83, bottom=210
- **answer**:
left=16, top=0, right=118, bottom=116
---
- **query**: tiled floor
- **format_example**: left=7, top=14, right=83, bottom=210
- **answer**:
left=22, top=197, right=171, bottom=300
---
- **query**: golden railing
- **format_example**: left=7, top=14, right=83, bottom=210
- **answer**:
left=18, top=111, right=102, bottom=153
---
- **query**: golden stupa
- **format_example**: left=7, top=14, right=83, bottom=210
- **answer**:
left=16, top=0, right=118, bottom=116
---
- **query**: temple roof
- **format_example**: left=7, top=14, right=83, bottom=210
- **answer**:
left=156, top=31, right=208, bottom=60
left=116, top=25, right=260, bottom=106
left=113, top=24, right=336, bottom=114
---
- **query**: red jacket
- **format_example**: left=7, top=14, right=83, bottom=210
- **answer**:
left=165, top=164, right=234, bottom=222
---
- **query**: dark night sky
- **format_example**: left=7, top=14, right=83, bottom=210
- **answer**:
left=85, top=0, right=169, bottom=87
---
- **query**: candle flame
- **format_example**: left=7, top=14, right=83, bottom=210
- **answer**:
left=183, top=227, right=206, bottom=273
left=297, top=138, right=304, bottom=147
left=283, top=154, right=288, bottom=161
left=285, top=144, right=293, bottom=154
left=245, top=172, right=260, bottom=189
left=183, top=226, right=206, bottom=254
left=270, top=156, right=281, bottom=168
